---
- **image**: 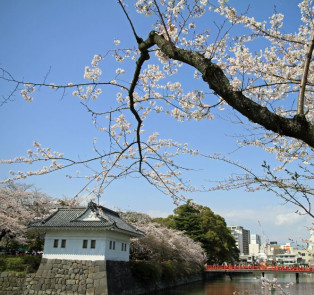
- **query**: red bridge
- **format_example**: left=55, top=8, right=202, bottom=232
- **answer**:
left=205, top=264, right=314, bottom=273
left=205, top=265, right=314, bottom=282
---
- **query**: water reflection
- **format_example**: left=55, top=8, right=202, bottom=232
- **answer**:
left=158, top=273, right=314, bottom=295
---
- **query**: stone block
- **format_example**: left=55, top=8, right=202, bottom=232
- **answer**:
left=78, top=285, right=86, bottom=292
left=86, top=287, right=95, bottom=295
left=94, top=278, right=107, bottom=288
left=92, top=272, right=105, bottom=280
left=66, top=279, right=76, bottom=285
left=95, top=286, right=108, bottom=295
left=4, top=273, right=11, bottom=279
left=86, top=278, right=93, bottom=284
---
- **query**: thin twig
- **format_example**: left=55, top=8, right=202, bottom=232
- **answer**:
left=118, top=0, right=143, bottom=43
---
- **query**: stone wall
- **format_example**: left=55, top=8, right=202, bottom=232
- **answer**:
left=0, top=259, right=107, bottom=295
left=0, top=272, right=33, bottom=295
left=0, top=259, right=204, bottom=295
left=24, top=258, right=107, bottom=295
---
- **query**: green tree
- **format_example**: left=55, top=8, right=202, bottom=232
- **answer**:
left=25, top=230, right=45, bottom=252
left=165, top=202, right=239, bottom=264
left=173, top=204, right=203, bottom=240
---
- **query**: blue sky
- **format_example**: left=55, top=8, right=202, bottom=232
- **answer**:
left=0, top=0, right=312, bottom=245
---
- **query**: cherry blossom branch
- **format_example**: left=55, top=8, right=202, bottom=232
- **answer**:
left=202, top=154, right=314, bottom=219
left=297, top=33, right=314, bottom=115
left=138, top=31, right=314, bottom=148
left=128, top=51, right=150, bottom=172
left=118, top=0, right=143, bottom=44
left=153, top=0, right=175, bottom=54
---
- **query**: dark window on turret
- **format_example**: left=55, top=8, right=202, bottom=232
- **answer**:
left=53, top=239, right=58, bottom=248
left=109, top=240, right=116, bottom=250
left=83, top=240, right=88, bottom=248
left=91, top=240, right=96, bottom=249
left=121, top=243, right=127, bottom=251
left=61, top=240, right=66, bottom=248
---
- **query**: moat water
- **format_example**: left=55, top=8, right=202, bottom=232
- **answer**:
left=157, top=273, right=314, bottom=295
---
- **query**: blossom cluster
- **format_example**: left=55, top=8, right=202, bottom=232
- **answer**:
left=122, top=211, right=205, bottom=264
left=20, top=84, right=35, bottom=102
left=0, top=141, right=65, bottom=184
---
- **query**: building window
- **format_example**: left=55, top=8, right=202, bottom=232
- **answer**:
left=83, top=240, right=88, bottom=249
left=91, top=240, right=96, bottom=249
left=109, top=240, right=116, bottom=250
left=61, top=239, right=66, bottom=248
left=121, top=243, right=127, bottom=251
left=53, top=239, right=59, bottom=248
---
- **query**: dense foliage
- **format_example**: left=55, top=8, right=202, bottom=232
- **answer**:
left=155, top=203, right=239, bottom=264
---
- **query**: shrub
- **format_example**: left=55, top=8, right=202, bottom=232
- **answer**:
left=21, top=255, right=41, bottom=272
left=130, top=260, right=162, bottom=285
left=161, top=261, right=177, bottom=281
left=0, top=257, right=7, bottom=272
left=6, top=257, right=25, bottom=272
left=0, top=255, right=42, bottom=273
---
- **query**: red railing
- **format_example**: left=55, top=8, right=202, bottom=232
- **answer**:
left=205, top=265, right=314, bottom=272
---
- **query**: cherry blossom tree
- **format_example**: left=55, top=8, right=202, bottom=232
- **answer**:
left=121, top=211, right=205, bottom=265
left=0, top=0, right=313, bottom=211
left=0, top=183, right=58, bottom=245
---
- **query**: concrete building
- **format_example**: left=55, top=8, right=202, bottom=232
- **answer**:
left=249, top=234, right=261, bottom=257
left=228, top=225, right=250, bottom=255
left=276, top=253, right=300, bottom=266
left=290, top=248, right=314, bottom=266
left=29, top=201, right=144, bottom=261
left=249, top=244, right=260, bottom=257
left=251, top=234, right=261, bottom=245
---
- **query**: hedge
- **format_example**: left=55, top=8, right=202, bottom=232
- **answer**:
left=0, top=255, right=41, bottom=273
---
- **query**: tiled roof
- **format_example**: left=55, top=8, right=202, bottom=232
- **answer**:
left=29, top=202, right=144, bottom=237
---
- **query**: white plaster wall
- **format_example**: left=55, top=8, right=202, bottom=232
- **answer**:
left=104, top=231, right=130, bottom=261
left=43, top=229, right=130, bottom=261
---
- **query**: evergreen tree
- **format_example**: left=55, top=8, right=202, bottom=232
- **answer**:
left=157, top=202, right=239, bottom=264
